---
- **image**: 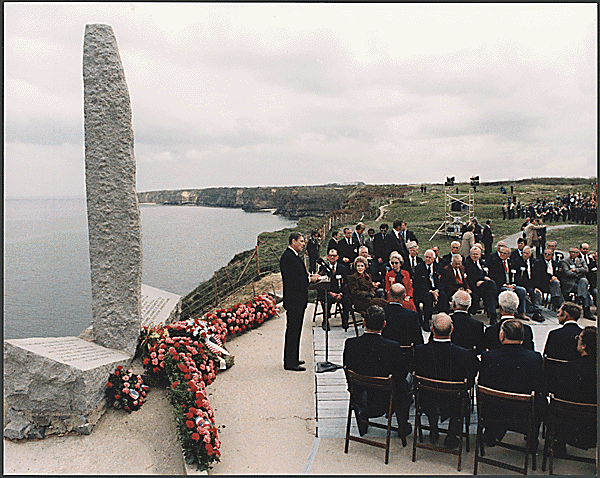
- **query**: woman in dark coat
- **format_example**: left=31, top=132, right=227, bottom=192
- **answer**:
left=348, top=256, right=388, bottom=313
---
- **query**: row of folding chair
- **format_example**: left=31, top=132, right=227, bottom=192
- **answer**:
left=344, top=365, right=597, bottom=475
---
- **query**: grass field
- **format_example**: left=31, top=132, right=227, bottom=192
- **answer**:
left=325, top=178, right=597, bottom=255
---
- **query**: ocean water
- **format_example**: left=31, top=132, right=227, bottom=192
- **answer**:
left=3, top=197, right=297, bottom=340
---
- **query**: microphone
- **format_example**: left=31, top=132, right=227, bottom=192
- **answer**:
left=316, top=257, right=333, bottom=274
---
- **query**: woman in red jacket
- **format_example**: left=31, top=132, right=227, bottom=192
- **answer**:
left=385, top=253, right=416, bottom=311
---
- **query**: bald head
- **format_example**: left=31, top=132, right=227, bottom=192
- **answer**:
left=431, top=313, right=453, bottom=338
left=389, top=283, right=406, bottom=302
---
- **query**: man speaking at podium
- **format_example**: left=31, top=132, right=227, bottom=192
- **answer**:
left=280, top=232, right=320, bottom=371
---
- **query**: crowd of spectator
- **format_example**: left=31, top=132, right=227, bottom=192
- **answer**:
left=501, top=191, right=597, bottom=225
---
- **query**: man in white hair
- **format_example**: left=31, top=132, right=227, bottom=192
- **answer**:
left=450, top=290, right=485, bottom=354
left=483, top=290, right=534, bottom=351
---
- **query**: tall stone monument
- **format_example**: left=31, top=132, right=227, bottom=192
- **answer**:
left=3, top=24, right=142, bottom=440
left=83, top=24, right=142, bottom=357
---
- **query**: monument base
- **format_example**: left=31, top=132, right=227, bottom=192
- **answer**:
left=4, top=337, right=130, bottom=440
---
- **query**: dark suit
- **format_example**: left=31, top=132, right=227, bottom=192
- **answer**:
left=343, top=332, right=410, bottom=423
left=385, top=230, right=408, bottom=263
left=337, top=237, right=358, bottom=267
left=553, top=355, right=597, bottom=450
left=463, top=256, right=499, bottom=323
left=510, top=248, right=523, bottom=263
left=414, top=340, right=477, bottom=432
left=534, top=257, right=564, bottom=308
left=482, top=225, right=493, bottom=256
left=403, top=255, right=423, bottom=280
left=327, top=238, right=339, bottom=254
left=543, top=321, right=582, bottom=362
left=478, top=344, right=544, bottom=444
left=318, top=261, right=350, bottom=325
left=483, top=316, right=534, bottom=351
left=443, top=263, right=470, bottom=298
left=400, top=229, right=418, bottom=245
left=488, top=255, right=530, bottom=316
left=413, top=262, right=450, bottom=327
left=513, top=255, right=543, bottom=314
left=372, top=232, right=387, bottom=263
left=280, top=247, right=309, bottom=368
left=382, top=303, right=424, bottom=346
left=450, top=310, right=485, bottom=355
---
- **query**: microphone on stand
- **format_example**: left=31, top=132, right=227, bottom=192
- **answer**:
left=316, top=257, right=333, bottom=274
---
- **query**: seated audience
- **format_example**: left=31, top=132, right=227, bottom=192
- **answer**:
left=560, top=247, right=594, bottom=319
left=543, top=301, right=582, bottom=362
left=450, top=290, right=485, bottom=355
left=343, top=305, right=412, bottom=439
left=464, top=246, right=499, bottom=324
left=317, top=248, right=351, bottom=331
left=385, top=253, right=416, bottom=311
left=443, top=253, right=472, bottom=299
left=513, top=246, right=544, bottom=322
left=348, top=256, right=388, bottom=313
left=535, top=248, right=564, bottom=311
left=382, top=283, right=424, bottom=347
left=552, top=326, right=597, bottom=455
left=413, top=249, right=450, bottom=331
left=414, top=313, right=477, bottom=449
left=478, top=319, right=545, bottom=448
left=483, top=290, right=534, bottom=351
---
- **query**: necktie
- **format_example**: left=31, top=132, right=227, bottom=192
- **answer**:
left=504, top=260, right=509, bottom=283
left=455, top=268, right=463, bottom=284
left=403, top=231, right=406, bottom=242
left=412, top=257, right=416, bottom=270
left=527, top=260, right=531, bottom=279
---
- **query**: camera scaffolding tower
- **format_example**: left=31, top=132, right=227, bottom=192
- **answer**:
left=430, top=176, right=478, bottom=240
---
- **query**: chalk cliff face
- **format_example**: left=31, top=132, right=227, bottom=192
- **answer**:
left=137, top=185, right=356, bottom=217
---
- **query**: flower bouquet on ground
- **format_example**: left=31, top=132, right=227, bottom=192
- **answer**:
left=105, top=365, right=149, bottom=412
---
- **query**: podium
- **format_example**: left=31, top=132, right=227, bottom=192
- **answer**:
left=309, top=278, right=343, bottom=373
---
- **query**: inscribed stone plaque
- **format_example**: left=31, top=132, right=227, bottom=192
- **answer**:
left=4, top=337, right=130, bottom=415
left=141, top=284, right=181, bottom=328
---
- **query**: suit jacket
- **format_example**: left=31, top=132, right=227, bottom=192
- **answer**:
left=343, top=332, right=408, bottom=416
left=403, top=255, right=423, bottom=279
left=534, top=257, right=561, bottom=292
left=482, top=225, right=493, bottom=248
left=479, top=344, right=544, bottom=440
left=488, top=255, right=516, bottom=290
left=463, top=256, right=491, bottom=291
left=443, top=263, right=470, bottom=297
left=280, top=247, right=309, bottom=310
left=450, top=310, right=485, bottom=355
left=483, top=316, right=534, bottom=351
left=327, top=238, right=339, bottom=254
left=543, top=321, right=582, bottom=362
left=413, top=261, right=444, bottom=300
left=385, top=230, right=408, bottom=262
left=337, top=237, right=358, bottom=265
left=382, top=303, right=424, bottom=346
left=513, top=255, right=536, bottom=290
left=510, top=249, right=523, bottom=263
left=559, top=255, right=588, bottom=291
left=414, top=340, right=477, bottom=417
left=372, top=232, right=387, bottom=261
left=401, top=229, right=418, bottom=245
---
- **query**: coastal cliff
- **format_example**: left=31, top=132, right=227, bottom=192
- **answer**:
left=137, top=185, right=360, bottom=217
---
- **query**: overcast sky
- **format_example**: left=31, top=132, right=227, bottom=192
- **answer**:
left=4, top=2, right=597, bottom=198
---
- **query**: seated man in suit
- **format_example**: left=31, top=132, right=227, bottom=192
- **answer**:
left=483, top=290, right=535, bottom=351
left=463, top=246, right=499, bottom=324
left=443, top=253, right=472, bottom=299
left=343, top=305, right=412, bottom=440
left=560, top=247, right=594, bottom=319
left=450, top=290, right=485, bottom=355
left=478, top=319, right=545, bottom=448
left=552, top=326, right=597, bottom=456
left=510, top=237, right=526, bottom=262
left=579, top=243, right=597, bottom=306
left=382, top=283, right=424, bottom=347
left=543, top=301, right=582, bottom=362
left=488, top=245, right=532, bottom=321
left=546, top=240, right=564, bottom=262
left=414, top=313, right=477, bottom=449
left=317, top=248, right=351, bottom=330
left=512, top=246, right=544, bottom=322
left=413, top=249, right=451, bottom=332
left=535, top=248, right=564, bottom=311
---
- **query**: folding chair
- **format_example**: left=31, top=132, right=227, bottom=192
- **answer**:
left=344, top=367, right=399, bottom=464
left=542, top=355, right=568, bottom=396
left=347, top=302, right=363, bottom=336
left=541, top=394, right=597, bottom=475
left=473, top=384, right=537, bottom=475
left=412, top=374, right=470, bottom=471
